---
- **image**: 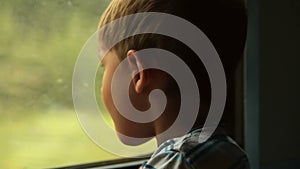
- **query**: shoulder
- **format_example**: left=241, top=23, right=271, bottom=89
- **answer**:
left=143, top=129, right=250, bottom=169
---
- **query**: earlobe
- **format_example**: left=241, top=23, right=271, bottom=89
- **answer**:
left=127, top=50, right=148, bottom=94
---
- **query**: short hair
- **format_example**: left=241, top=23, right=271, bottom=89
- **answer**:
left=98, top=0, right=247, bottom=72
left=98, top=0, right=247, bottom=135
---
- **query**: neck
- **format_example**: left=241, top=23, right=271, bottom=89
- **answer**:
left=154, top=100, right=210, bottom=146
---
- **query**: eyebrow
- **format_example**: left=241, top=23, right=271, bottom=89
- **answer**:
left=98, top=49, right=105, bottom=65
left=98, top=46, right=107, bottom=66
left=100, top=58, right=105, bottom=67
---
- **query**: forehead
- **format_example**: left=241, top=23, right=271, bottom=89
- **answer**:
left=100, top=50, right=120, bottom=66
left=98, top=38, right=111, bottom=65
left=98, top=39, right=108, bottom=57
left=97, top=35, right=120, bottom=66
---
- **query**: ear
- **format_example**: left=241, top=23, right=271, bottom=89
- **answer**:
left=127, top=50, right=149, bottom=94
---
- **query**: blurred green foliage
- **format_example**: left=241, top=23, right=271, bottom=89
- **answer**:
left=0, top=0, right=109, bottom=112
left=0, top=0, right=122, bottom=168
left=0, top=1, right=156, bottom=168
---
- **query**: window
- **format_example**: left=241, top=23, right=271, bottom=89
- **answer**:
left=0, top=1, right=155, bottom=168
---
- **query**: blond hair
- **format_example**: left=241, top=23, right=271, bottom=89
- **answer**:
left=98, top=0, right=173, bottom=60
left=98, top=0, right=247, bottom=68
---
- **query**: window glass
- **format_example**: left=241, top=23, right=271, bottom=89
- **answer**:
left=0, top=0, right=155, bottom=168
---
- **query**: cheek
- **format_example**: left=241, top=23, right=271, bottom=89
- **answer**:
left=101, top=71, right=110, bottom=108
left=101, top=70, right=116, bottom=118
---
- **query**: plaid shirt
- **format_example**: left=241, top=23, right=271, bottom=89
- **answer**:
left=142, top=127, right=250, bottom=169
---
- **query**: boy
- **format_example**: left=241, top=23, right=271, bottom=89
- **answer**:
left=98, top=0, right=249, bottom=168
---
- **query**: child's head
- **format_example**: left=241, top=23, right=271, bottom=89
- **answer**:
left=98, top=0, right=247, bottom=145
